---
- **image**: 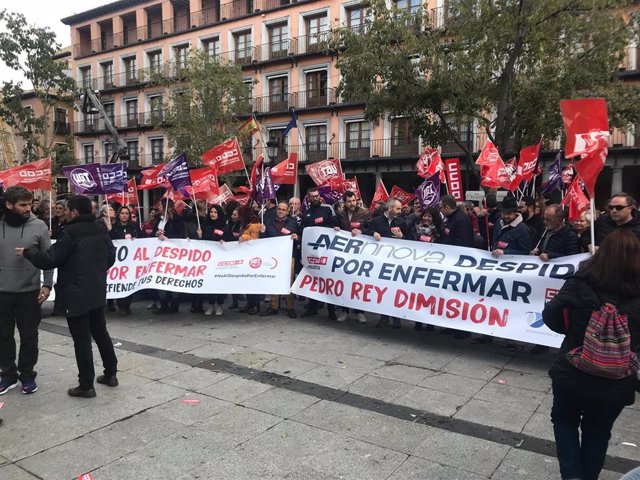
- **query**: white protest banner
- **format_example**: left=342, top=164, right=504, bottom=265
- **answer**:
left=105, top=237, right=293, bottom=298
left=292, top=228, right=589, bottom=347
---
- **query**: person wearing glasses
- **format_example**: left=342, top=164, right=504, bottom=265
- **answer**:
left=593, top=193, right=640, bottom=249
left=50, top=201, right=68, bottom=239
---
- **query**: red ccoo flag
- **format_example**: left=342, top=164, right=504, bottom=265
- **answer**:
left=0, top=157, right=52, bottom=191
left=270, top=152, right=298, bottom=185
left=389, top=185, right=415, bottom=206
left=201, top=138, right=245, bottom=175
left=561, top=178, right=590, bottom=221
left=574, top=136, right=608, bottom=197
left=369, top=180, right=389, bottom=212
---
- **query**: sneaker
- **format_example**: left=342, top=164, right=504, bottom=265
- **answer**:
left=214, top=305, right=223, bottom=316
left=96, top=375, right=119, bottom=387
left=287, top=309, right=297, bottom=319
left=356, top=313, right=367, bottom=324
left=263, top=295, right=271, bottom=303
left=204, top=305, right=214, bottom=316
left=336, top=312, right=348, bottom=322
left=67, top=386, right=96, bottom=398
left=0, top=379, right=18, bottom=395
left=21, top=378, right=37, bottom=394
left=146, top=302, right=158, bottom=310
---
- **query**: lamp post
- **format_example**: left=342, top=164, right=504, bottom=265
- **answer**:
left=266, top=137, right=279, bottom=164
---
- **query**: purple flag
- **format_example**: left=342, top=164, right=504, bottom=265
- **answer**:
left=255, top=166, right=277, bottom=203
left=317, top=185, right=343, bottom=205
left=99, top=163, right=126, bottom=194
left=63, top=163, right=104, bottom=195
left=540, top=151, right=563, bottom=196
left=414, top=172, right=441, bottom=210
left=160, top=154, right=191, bottom=192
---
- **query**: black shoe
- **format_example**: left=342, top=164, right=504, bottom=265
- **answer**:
left=247, top=306, right=260, bottom=315
left=260, top=308, right=279, bottom=317
left=328, top=310, right=337, bottom=321
left=300, top=309, right=317, bottom=318
left=68, top=386, right=96, bottom=398
left=414, top=323, right=423, bottom=331
left=529, top=345, right=550, bottom=355
left=376, top=317, right=389, bottom=328
left=453, top=331, right=471, bottom=340
left=96, top=375, right=119, bottom=387
left=471, top=335, right=494, bottom=345
left=287, top=309, right=297, bottom=319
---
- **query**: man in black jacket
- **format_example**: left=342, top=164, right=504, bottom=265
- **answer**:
left=593, top=193, right=640, bottom=248
left=18, top=195, right=118, bottom=398
left=300, top=187, right=335, bottom=318
left=519, top=195, right=545, bottom=240
left=491, top=196, right=532, bottom=256
left=260, top=201, right=299, bottom=318
left=439, top=195, right=473, bottom=248
left=367, top=197, right=405, bottom=328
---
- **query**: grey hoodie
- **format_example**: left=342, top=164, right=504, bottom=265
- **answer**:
left=0, top=213, right=54, bottom=292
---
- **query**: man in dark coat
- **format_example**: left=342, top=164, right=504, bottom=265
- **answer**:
left=519, top=195, right=545, bottom=240
left=593, top=193, right=640, bottom=248
left=491, top=196, right=532, bottom=256
left=439, top=195, right=474, bottom=248
left=18, top=195, right=118, bottom=398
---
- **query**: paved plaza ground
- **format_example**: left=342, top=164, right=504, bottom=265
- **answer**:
left=1, top=298, right=639, bottom=480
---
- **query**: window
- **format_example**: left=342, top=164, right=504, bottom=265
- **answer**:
left=268, top=76, right=288, bottom=112
left=148, top=50, right=162, bottom=74
left=54, top=108, right=68, bottom=136
left=266, top=129, right=287, bottom=162
left=125, top=99, right=138, bottom=127
left=150, top=138, right=164, bottom=163
left=124, top=56, right=137, bottom=84
left=346, top=6, right=367, bottom=33
left=104, top=142, right=115, bottom=162
left=234, top=31, right=252, bottom=65
left=305, top=70, right=328, bottom=107
left=101, top=62, right=114, bottom=88
left=80, top=67, right=92, bottom=89
left=305, top=125, right=327, bottom=161
left=83, top=144, right=95, bottom=164
left=346, top=121, right=370, bottom=159
left=102, top=102, right=115, bottom=122
left=174, top=44, right=189, bottom=71
left=202, top=37, right=220, bottom=61
left=127, top=140, right=139, bottom=164
left=149, top=95, right=164, bottom=123
left=391, top=118, right=418, bottom=156
left=395, top=0, right=421, bottom=16
left=306, top=14, right=328, bottom=52
left=268, top=23, right=288, bottom=60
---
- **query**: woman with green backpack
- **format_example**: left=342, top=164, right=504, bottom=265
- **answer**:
left=543, top=228, right=640, bottom=480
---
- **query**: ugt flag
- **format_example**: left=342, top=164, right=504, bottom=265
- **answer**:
left=160, top=154, right=191, bottom=192
left=414, top=173, right=441, bottom=210
left=63, top=163, right=104, bottom=195
left=99, top=163, right=126, bottom=194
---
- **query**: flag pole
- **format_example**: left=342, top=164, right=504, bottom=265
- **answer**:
left=589, top=196, right=596, bottom=255
left=190, top=191, right=201, bottom=232
left=48, top=190, right=52, bottom=233
left=133, top=178, right=143, bottom=230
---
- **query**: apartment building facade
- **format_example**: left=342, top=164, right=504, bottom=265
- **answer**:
left=61, top=0, right=640, bottom=207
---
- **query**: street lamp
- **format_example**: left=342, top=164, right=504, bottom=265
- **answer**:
left=266, top=138, right=279, bottom=163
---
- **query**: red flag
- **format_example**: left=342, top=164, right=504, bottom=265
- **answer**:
left=415, top=147, right=442, bottom=178
left=574, top=136, right=608, bottom=197
left=0, top=157, right=52, bottom=190
left=561, top=178, right=590, bottom=221
left=305, top=158, right=343, bottom=186
left=270, top=152, right=298, bottom=185
left=444, top=158, right=464, bottom=201
left=481, top=156, right=511, bottom=190
left=201, top=138, right=245, bottom=175
left=188, top=167, right=220, bottom=198
left=369, top=180, right=389, bottom=212
left=518, top=141, right=541, bottom=182
left=560, top=98, right=609, bottom=159
left=249, top=155, right=264, bottom=192
left=503, top=157, right=522, bottom=192
left=325, top=177, right=361, bottom=199
left=107, top=178, right=138, bottom=205
left=389, top=185, right=415, bottom=206
left=211, top=184, right=236, bottom=205
left=137, top=163, right=170, bottom=190
left=476, top=140, right=502, bottom=167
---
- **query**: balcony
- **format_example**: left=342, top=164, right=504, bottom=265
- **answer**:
left=295, top=88, right=337, bottom=109
left=220, top=0, right=253, bottom=20
left=73, top=111, right=164, bottom=134
left=53, top=121, right=70, bottom=136
left=390, top=137, right=420, bottom=157
left=253, top=93, right=294, bottom=113
left=297, top=31, right=332, bottom=55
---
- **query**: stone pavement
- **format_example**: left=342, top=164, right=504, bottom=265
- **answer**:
left=1, top=299, right=639, bottom=480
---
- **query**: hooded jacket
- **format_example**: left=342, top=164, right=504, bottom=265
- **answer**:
left=543, top=274, right=640, bottom=406
left=0, top=213, right=53, bottom=293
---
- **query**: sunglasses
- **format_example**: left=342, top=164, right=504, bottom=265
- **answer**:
left=608, top=205, right=629, bottom=211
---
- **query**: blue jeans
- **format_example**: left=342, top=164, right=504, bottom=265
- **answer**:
left=551, top=383, right=624, bottom=480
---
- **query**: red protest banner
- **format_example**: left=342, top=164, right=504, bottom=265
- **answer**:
left=137, top=163, right=170, bottom=190
left=444, top=158, right=463, bottom=201
left=560, top=98, right=608, bottom=159
left=304, top=158, right=343, bottom=186
left=270, top=152, right=298, bottom=185
left=369, top=180, right=389, bottom=212
left=0, top=157, right=52, bottom=190
left=201, top=138, right=245, bottom=175
left=389, top=185, right=415, bottom=206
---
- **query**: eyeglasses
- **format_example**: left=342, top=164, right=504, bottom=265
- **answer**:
left=608, top=205, right=629, bottom=211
